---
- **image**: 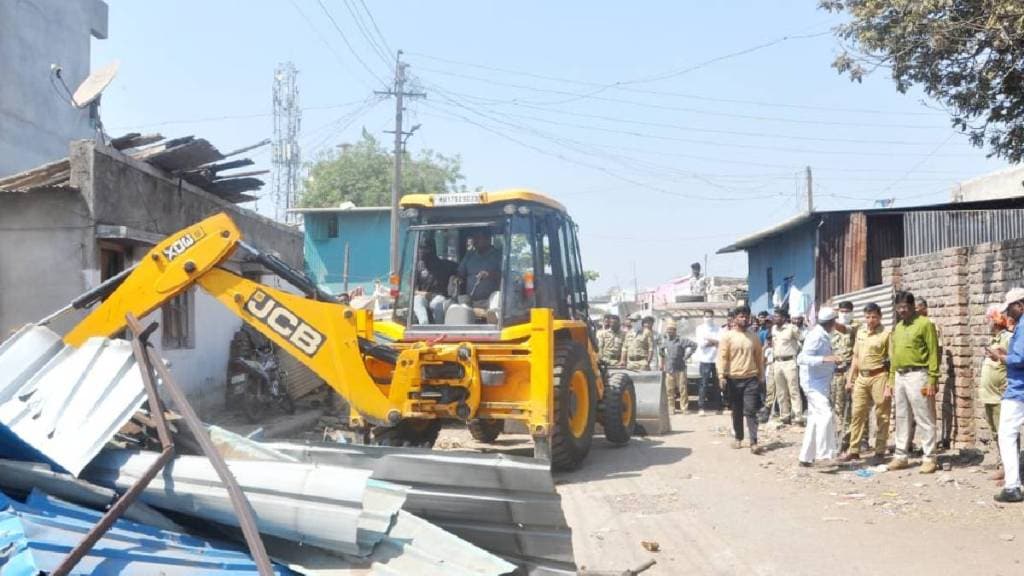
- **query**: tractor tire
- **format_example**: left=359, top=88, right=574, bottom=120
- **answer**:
left=373, top=419, right=443, bottom=448
left=468, top=419, right=504, bottom=444
left=550, top=342, right=597, bottom=471
left=601, top=372, right=636, bottom=445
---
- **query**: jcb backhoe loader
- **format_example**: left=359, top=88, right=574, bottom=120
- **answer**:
left=30, top=189, right=638, bottom=470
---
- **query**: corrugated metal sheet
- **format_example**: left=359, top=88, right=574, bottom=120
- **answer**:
left=866, top=214, right=904, bottom=286
left=0, top=325, right=146, bottom=476
left=0, top=459, right=181, bottom=531
left=83, top=449, right=405, bottom=557
left=904, top=208, right=1024, bottom=256
left=264, top=442, right=577, bottom=576
left=816, top=213, right=868, bottom=304
left=278, top=348, right=324, bottom=400
left=831, top=284, right=895, bottom=326
left=0, top=489, right=293, bottom=575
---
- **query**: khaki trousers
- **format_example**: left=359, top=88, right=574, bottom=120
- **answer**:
left=894, top=370, right=936, bottom=461
left=773, top=359, right=802, bottom=419
left=665, top=371, right=685, bottom=410
left=847, top=373, right=891, bottom=454
left=764, top=362, right=777, bottom=415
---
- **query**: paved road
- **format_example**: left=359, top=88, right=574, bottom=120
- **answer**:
left=555, top=413, right=1024, bottom=576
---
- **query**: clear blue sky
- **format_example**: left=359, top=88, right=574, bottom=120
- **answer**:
left=92, top=1, right=1008, bottom=293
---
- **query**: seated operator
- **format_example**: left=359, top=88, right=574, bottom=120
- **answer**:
left=413, top=240, right=457, bottom=324
left=456, top=228, right=502, bottom=306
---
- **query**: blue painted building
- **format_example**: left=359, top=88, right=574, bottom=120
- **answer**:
left=719, top=198, right=1024, bottom=317
left=719, top=213, right=819, bottom=315
left=292, top=206, right=404, bottom=295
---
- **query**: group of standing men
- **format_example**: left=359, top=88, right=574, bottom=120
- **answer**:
left=596, top=309, right=726, bottom=416
left=713, top=291, right=956, bottom=476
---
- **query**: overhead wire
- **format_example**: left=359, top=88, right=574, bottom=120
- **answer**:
left=313, top=0, right=390, bottom=87
left=357, top=0, right=395, bottom=58
left=338, top=0, right=393, bottom=69
left=287, top=0, right=375, bottom=91
left=418, top=92, right=790, bottom=202
left=412, top=66, right=947, bottom=130
left=405, top=51, right=941, bottom=117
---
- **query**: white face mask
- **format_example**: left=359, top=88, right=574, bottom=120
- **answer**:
left=838, top=312, right=853, bottom=325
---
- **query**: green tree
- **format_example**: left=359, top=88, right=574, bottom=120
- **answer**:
left=584, top=270, right=600, bottom=283
left=821, top=0, right=1024, bottom=161
left=300, top=130, right=467, bottom=207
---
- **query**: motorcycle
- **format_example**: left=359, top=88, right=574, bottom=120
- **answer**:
left=229, top=341, right=295, bottom=423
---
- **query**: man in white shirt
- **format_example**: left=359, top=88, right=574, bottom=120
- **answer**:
left=797, top=307, right=841, bottom=466
left=694, top=309, right=723, bottom=415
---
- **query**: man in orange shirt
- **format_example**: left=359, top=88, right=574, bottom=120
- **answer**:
left=717, top=305, right=766, bottom=455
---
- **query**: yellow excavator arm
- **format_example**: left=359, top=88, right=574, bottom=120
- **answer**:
left=58, top=212, right=477, bottom=427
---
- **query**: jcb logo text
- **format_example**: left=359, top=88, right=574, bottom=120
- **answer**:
left=245, top=291, right=326, bottom=356
left=163, top=228, right=205, bottom=262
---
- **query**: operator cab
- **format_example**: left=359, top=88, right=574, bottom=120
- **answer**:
left=393, top=190, right=589, bottom=337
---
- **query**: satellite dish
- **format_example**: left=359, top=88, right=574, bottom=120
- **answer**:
left=72, top=60, right=120, bottom=108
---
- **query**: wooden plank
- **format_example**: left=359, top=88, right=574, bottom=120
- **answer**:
left=111, top=132, right=164, bottom=151
left=0, top=159, right=71, bottom=191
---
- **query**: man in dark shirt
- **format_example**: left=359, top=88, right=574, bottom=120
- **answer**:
left=660, top=320, right=698, bottom=413
left=457, top=229, right=502, bottom=304
left=413, top=242, right=457, bottom=324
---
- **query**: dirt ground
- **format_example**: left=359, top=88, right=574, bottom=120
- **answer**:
left=441, top=413, right=1024, bottom=576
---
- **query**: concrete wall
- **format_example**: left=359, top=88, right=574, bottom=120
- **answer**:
left=0, top=0, right=108, bottom=177
left=0, top=188, right=93, bottom=335
left=1, top=142, right=303, bottom=416
left=745, top=221, right=816, bottom=315
left=951, top=165, right=1024, bottom=203
left=883, top=240, right=1024, bottom=451
left=303, top=210, right=394, bottom=294
left=73, top=141, right=303, bottom=267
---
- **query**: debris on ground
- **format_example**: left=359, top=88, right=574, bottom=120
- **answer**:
left=641, top=540, right=660, bottom=552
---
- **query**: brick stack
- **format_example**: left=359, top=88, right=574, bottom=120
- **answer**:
left=883, top=239, right=1024, bottom=451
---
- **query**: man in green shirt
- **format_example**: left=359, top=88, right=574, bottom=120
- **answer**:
left=888, top=291, right=941, bottom=474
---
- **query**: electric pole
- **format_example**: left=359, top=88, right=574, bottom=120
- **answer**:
left=805, top=165, right=814, bottom=213
left=377, top=50, right=425, bottom=275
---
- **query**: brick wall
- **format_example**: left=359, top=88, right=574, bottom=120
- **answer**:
left=883, top=239, right=1024, bottom=451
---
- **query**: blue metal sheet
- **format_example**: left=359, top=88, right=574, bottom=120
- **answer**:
left=0, top=490, right=293, bottom=575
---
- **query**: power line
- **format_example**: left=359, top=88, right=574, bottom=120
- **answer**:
left=427, top=96, right=971, bottom=159
left=419, top=100, right=788, bottom=202
left=339, top=0, right=393, bottom=68
left=414, top=66, right=946, bottom=130
left=357, top=0, right=395, bottom=57
left=108, top=99, right=370, bottom=130
left=406, top=51, right=941, bottom=117
left=288, top=0, right=374, bottom=90
left=313, top=0, right=389, bottom=87
left=459, top=96, right=956, bottom=147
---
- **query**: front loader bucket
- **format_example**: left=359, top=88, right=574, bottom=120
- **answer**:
left=0, top=324, right=146, bottom=476
left=610, top=369, right=671, bottom=435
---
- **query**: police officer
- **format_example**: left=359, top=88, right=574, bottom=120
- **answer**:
left=831, top=300, right=858, bottom=451
left=598, top=314, right=626, bottom=367
left=626, top=316, right=655, bottom=370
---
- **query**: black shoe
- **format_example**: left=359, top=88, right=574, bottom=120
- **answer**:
left=994, top=488, right=1024, bottom=503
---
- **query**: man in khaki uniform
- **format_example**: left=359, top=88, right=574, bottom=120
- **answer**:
left=598, top=314, right=626, bottom=367
left=772, top=308, right=804, bottom=425
left=625, top=316, right=655, bottom=371
left=840, top=302, right=891, bottom=464
left=831, top=301, right=858, bottom=450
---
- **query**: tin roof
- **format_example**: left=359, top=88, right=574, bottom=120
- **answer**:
left=0, top=490, right=293, bottom=575
left=0, top=325, right=146, bottom=476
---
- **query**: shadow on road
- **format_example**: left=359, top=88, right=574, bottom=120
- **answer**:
left=557, top=437, right=692, bottom=482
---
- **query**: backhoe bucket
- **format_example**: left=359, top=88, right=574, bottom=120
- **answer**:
left=610, top=369, right=670, bottom=435
left=0, top=324, right=146, bottom=476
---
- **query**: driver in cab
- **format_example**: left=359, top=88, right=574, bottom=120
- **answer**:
left=457, top=228, right=502, bottom=305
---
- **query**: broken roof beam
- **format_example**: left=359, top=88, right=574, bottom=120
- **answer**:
left=110, top=133, right=164, bottom=151
left=0, top=158, right=71, bottom=191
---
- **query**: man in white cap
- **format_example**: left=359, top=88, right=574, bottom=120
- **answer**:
left=987, top=287, right=1024, bottom=503
left=797, top=306, right=841, bottom=466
